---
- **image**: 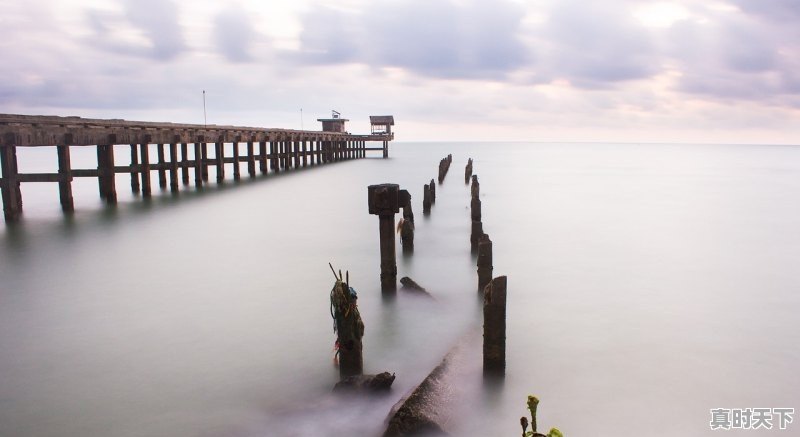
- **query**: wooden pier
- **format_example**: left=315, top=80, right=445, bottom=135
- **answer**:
left=0, top=113, right=394, bottom=222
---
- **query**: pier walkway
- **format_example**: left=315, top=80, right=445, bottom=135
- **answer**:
left=0, top=114, right=394, bottom=222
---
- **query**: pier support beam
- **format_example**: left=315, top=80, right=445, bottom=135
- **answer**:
left=215, top=140, right=225, bottom=182
left=483, top=275, right=507, bottom=376
left=139, top=143, right=151, bottom=197
left=1, top=143, right=22, bottom=221
left=201, top=143, right=209, bottom=181
left=383, top=140, right=388, bottom=158
left=157, top=144, right=167, bottom=189
left=247, top=139, right=256, bottom=178
left=130, top=144, right=140, bottom=193
left=194, top=140, right=204, bottom=187
left=259, top=141, right=267, bottom=174
left=57, top=144, right=74, bottom=213
left=169, top=142, right=179, bottom=193
left=181, top=143, right=190, bottom=185
left=97, top=144, right=116, bottom=204
left=368, top=184, right=400, bottom=292
left=232, top=137, right=241, bottom=181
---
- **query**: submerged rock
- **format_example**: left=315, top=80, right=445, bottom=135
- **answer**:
left=333, top=372, right=396, bottom=393
left=400, top=277, right=434, bottom=298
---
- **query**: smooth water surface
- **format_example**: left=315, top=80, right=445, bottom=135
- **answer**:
left=1, top=142, right=798, bottom=436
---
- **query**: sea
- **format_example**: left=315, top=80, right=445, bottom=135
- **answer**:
left=1, top=142, right=798, bottom=436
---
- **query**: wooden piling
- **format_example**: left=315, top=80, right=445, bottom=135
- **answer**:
left=56, top=144, right=74, bottom=213
left=368, top=184, right=400, bottom=292
left=331, top=277, right=364, bottom=378
left=1, top=144, right=22, bottom=221
left=430, top=179, right=436, bottom=204
left=201, top=143, right=209, bottom=181
left=471, top=175, right=479, bottom=199
left=194, top=141, right=204, bottom=188
left=471, top=220, right=483, bottom=249
left=181, top=143, right=190, bottom=185
left=215, top=140, right=225, bottom=182
left=140, top=143, right=151, bottom=197
left=483, top=275, right=507, bottom=375
left=247, top=139, right=256, bottom=178
left=97, top=144, right=116, bottom=204
left=465, top=158, right=473, bottom=184
left=259, top=140, right=268, bottom=174
left=471, top=196, right=482, bottom=222
left=423, top=184, right=431, bottom=214
left=157, top=144, right=167, bottom=189
left=399, top=189, right=414, bottom=253
left=169, top=142, right=179, bottom=193
left=477, top=234, right=493, bottom=293
left=130, top=144, right=140, bottom=193
left=232, top=137, right=241, bottom=181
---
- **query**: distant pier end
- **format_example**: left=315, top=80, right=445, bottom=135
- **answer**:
left=0, top=112, right=395, bottom=222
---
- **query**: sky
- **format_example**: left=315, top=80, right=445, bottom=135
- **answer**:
left=0, top=0, right=798, bottom=143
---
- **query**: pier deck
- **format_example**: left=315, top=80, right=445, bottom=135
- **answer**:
left=0, top=114, right=394, bottom=222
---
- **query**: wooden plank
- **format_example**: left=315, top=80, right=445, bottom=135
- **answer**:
left=17, top=173, right=61, bottom=183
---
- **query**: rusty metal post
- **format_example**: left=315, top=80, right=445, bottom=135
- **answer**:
left=483, top=275, right=507, bottom=375
left=477, top=234, right=493, bottom=293
left=368, top=184, right=400, bottom=292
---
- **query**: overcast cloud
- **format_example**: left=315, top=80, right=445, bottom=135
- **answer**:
left=0, top=0, right=797, bottom=143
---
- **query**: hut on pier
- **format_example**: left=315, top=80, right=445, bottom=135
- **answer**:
left=370, top=116, right=394, bottom=136
left=318, top=110, right=349, bottom=133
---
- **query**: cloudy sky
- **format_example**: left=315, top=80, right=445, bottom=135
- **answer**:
left=1, top=0, right=798, bottom=143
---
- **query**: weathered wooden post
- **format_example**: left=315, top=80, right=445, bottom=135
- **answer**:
left=330, top=270, right=364, bottom=378
left=169, top=141, right=179, bottom=193
left=422, top=183, right=431, bottom=214
left=471, top=220, right=484, bottom=249
left=259, top=140, right=268, bottom=174
left=181, top=143, right=190, bottom=185
left=140, top=142, right=151, bottom=197
left=215, top=139, right=225, bottom=182
left=471, top=196, right=481, bottom=222
left=471, top=175, right=479, bottom=199
left=56, top=143, right=74, bottom=213
left=483, top=275, right=507, bottom=375
left=477, top=234, right=493, bottom=293
left=97, top=142, right=117, bottom=204
left=194, top=139, right=204, bottom=188
left=399, top=189, right=414, bottom=253
left=465, top=158, right=473, bottom=184
left=429, top=178, right=436, bottom=204
left=368, top=183, right=400, bottom=292
left=157, top=144, right=167, bottom=189
left=247, top=138, right=256, bottom=178
left=232, top=137, right=241, bottom=181
left=1, top=141, right=22, bottom=222
left=201, top=142, right=209, bottom=181
left=129, top=144, right=140, bottom=193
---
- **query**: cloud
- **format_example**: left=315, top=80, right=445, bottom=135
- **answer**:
left=213, top=6, right=258, bottom=62
left=86, top=0, right=186, bottom=61
left=294, top=0, right=530, bottom=80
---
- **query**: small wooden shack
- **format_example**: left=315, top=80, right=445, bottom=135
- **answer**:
left=370, top=116, right=394, bottom=135
left=318, top=110, right=349, bottom=133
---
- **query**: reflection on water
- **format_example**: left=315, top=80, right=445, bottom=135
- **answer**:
left=2, top=143, right=799, bottom=436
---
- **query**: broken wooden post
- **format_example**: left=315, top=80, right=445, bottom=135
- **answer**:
left=471, top=197, right=482, bottom=222
left=477, top=234, right=493, bottom=293
left=422, top=184, right=431, bottom=215
left=399, top=189, right=414, bottom=253
left=471, top=220, right=484, bottom=250
left=429, top=178, right=436, bottom=204
left=483, top=275, right=507, bottom=375
left=465, top=158, right=473, bottom=184
left=471, top=174, right=479, bottom=199
left=330, top=271, right=364, bottom=378
left=368, top=183, right=400, bottom=292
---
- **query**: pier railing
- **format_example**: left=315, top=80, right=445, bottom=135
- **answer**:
left=0, top=114, right=393, bottom=222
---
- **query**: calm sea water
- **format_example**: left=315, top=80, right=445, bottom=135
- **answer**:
left=1, top=142, right=798, bottom=436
